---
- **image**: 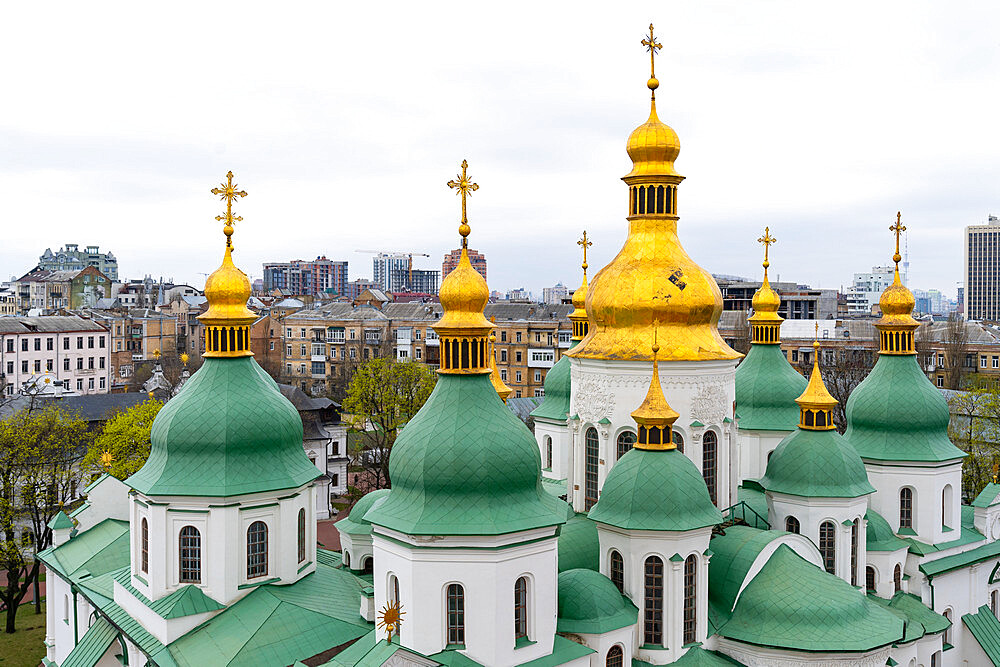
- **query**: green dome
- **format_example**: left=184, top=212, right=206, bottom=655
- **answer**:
left=865, top=510, right=909, bottom=552
left=844, top=355, right=965, bottom=462
left=556, top=568, right=638, bottom=634
left=735, top=344, right=807, bottom=431
left=530, top=354, right=571, bottom=423
left=127, top=357, right=319, bottom=497
left=335, top=489, right=391, bottom=536
left=761, top=427, right=875, bottom=498
left=364, top=374, right=566, bottom=536
left=558, top=514, right=599, bottom=572
left=717, top=544, right=904, bottom=652
left=588, top=448, right=722, bottom=531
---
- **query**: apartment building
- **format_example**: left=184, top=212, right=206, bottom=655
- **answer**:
left=965, top=215, right=1000, bottom=321
left=38, top=243, right=119, bottom=280
left=716, top=278, right=838, bottom=319
left=13, top=266, right=112, bottom=313
left=80, top=309, right=178, bottom=390
left=0, top=316, right=111, bottom=395
left=263, top=257, right=349, bottom=297
left=442, top=248, right=487, bottom=282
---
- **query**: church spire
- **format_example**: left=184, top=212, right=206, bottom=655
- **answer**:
left=749, top=227, right=783, bottom=344
left=631, top=327, right=680, bottom=449
left=796, top=325, right=838, bottom=430
left=568, top=231, right=591, bottom=342
left=876, top=212, right=918, bottom=355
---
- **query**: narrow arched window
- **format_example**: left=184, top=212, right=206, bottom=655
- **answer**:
left=992, top=590, right=998, bottom=617
left=609, top=550, right=624, bottom=593
left=544, top=436, right=552, bottom=469
left=851, top=518, right=860, bottom=586
left=297, top=508, right=306, bottom=563
left=893, top=563, right=902, bottom=593
left=606, top=645, right=624, bottom=667
left=247, top=521, right=268, bottom=579
left=141, top=518, right=148, bottom=574
left=585, top=428, right=599, bottom=510
left=785, top=516, right=800, bottom=534
left=179, top=525, right=201, bottom=583
left=942, top=484, right=953, bottom=529
left=943, top=609, right=952, bottom=644
left=819, top=521, right=836, bottom=574
left=514, top=576, right=528, bottom=640
left=683, top=555, right=697, bottom=645
left=617, top=431, right=635, bottom=460
left=343, top=551, right=350, bottom=568
left=702, top=431, right=717, bottom=505
left=389, top=574, right=400, bottom=603
left=900, top=487, right=913, bottom=529
left=672, top=430, right=684, bottom=453
left=447, top=584, right=465, bottom=646
left=866, top=566, right=876, bottom=592
left=643, top=556, right=664, bottom=645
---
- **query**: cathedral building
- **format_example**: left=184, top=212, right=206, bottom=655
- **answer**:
left=38, top=27, right=1000, bottom=667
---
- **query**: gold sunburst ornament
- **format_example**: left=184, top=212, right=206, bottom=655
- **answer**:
left=377, top=600, right=405, bottom=642
left=100, top=450, right=114, bottom=470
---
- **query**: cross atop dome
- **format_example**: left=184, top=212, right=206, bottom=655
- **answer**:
left=641, top=23, right=662, bottom=99
left=447, top=159, right=479, bottom=248
left=211, top=171, right=248, bottom=248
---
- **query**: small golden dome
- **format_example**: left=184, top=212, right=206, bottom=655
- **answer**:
left=571, top=273, right=588, bottom=312
left=751, top=277, right=782, bottom=317
left=201, top=244, right=256, bottom=322
left=631, top=339, right=680, bottom=450
left=625, top=101, right=681, bottom=179
left=878, top=269, right=917, bottom=324
left=796, top=341, right=838, bottom=411
left=436, top=247, right=492, bottom=332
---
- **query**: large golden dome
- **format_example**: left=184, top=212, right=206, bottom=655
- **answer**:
left=201, top=245, right=255, bottom=322
left=625, top=100, right=681, bottom=179
left=878, top=270, right=916, bottom=323
left=436, top=246, right=492, bottom=332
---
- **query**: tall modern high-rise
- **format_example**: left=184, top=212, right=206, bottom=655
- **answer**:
left=371, top=254, right=439, bottom=293
left=965, top=215, right=1000, bottom=321
left=262, top=257, right=348, bottom=296
left=442, top=248, right=486, bottom=281
left=38, top=244, right=118, bottom=280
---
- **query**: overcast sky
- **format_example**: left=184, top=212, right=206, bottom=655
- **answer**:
left=2, top=2, right=997, bottom=298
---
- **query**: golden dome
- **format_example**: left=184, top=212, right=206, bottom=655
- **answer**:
left=488, top=328, right=512, bottom=402
left=571, top=273, right=588, bottom=312
left=631, top=339, right=680, bottom=450
left=878, top=269, right=917, bottom=324
left=749, top=227, right=783, bottom=326
left=796, top=342, right=838, bottom=411
left=201, top=244, right=256, bottom=322
left=436, top=246, right=492, bottom=332
left=625, top=100, right=681, bottom=179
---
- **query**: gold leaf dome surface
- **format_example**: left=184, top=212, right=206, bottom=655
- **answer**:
left=796, top=342, right=838, bottom=411
left=878, top=269, right=917, bottom=326
left=570, top=273, right=588, bottom=316
left=436, top=247, right=492, bottom=331
left=201, top=244, right=255, bottom=322
left=625, top=101, right=681, bottom=178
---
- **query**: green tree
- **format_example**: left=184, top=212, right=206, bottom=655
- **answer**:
left=949, top=383, right=1000, bottom=499
left=343, top=358, right=437, bottom=490
left=82, top=399, right=163, bottom=481
left=0, top=406, right=90, bottom=633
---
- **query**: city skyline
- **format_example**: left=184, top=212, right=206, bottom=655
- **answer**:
left=0, top=4, right=996, bottom=297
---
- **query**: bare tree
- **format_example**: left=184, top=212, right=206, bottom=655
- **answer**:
left=944, top=313, right=969, bottom=390
left=818, top=348, right=876, bottom=433
left=729, top=310, right=751, bottom=356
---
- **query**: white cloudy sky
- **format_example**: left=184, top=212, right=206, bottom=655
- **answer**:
left=1, top=2, right=997, bottom=298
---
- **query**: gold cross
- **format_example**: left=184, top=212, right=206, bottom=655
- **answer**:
left=757, top=226, right=776, bottom=270
left=814, top=321, right=819, bottom=340
left=889, top=211, right=906, bottom=266
left=641, top=23, right=662, bottom=80
left=577, top=231, right=592, bottom=273
left=447, top=160, right=479, bottom=247
left=211, top=171, right=248, bottom=247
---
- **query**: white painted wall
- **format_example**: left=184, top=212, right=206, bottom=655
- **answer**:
left=864, top=460, right=962, bottom=545
left=535, top=419, right=570, bottom=481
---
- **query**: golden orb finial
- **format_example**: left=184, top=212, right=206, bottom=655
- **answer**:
left=890, top=211, right=906, bottom=267
left=875, top=211, right=918, bottom=354
left=641, top=24, right=662, bottom=100
left=180, top=353, right=189, bottom=366
left=100, top=450, right=114, bottom=469
left=569, top=232, right=592, bottom=342
left=447, top=160, right=479, bottom=248
left=748, top=227, right=782, bottom=343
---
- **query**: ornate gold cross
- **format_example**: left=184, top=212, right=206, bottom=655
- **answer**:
left=447, top=160, right=479, bottom=247
left=211, top=171, right=248, bottom=247
left=641, top=24, right=662, bottom=80
left=577, top=231, right=592, bottom=273
left=890, top=211, right=906, bottom=265
left=757, top=227, right=776, bottom=270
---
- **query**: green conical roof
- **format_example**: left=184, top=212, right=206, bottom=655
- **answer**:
left=530, top=353, right=571, bottom=423
left=865, top=510, right=909, bottom=552
left=588, top=448, right=722, bottom=531
left=334, top=489, right=391, bottom=536
left=761, top=427, right=875, bottom=499
left=364, top=373, right=566, bottom=536
left=127, top=356, right=320, bottom=497
left=556, top=568, right=638, bottom=634
left=735, top=343, right=806, bottom=431
left=716, top=544, right=904, bottom=652
left=844, top=355, right=965, bottom=463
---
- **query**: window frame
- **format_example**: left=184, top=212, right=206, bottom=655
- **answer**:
left=514, top=576, right=529, bottom=641
left=246, top=521, right=269, bottom=579
left=643, top=555, right=664, bottom=646
left=819, top=521, right=836, bottom=574
left=446, top=583, right=465, bottom=647
left=609, top=550, right=624, bottom=593
left=178, top=525, right=201, bottom=584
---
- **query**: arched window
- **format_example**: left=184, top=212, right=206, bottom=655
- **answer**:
left=141, top=518, right=148, bottom=574
left=585, top=428, right=599, bottom=510
left=544, top=436, right=552, bottom=469
left=702, top=431, right=717, bottom=505
left=297, top=508, right=306, bottom=563
left=343, top=551, right=350, bottom=568
left=362, top=556, right=373, bottom=574
left=672, top=430, right=684, bottom=453
left=683, top=555, right=697, bottom=645
left=893, top=563, right=902, bottom=593
left=179, top=525, right=201, bottom=583
left=644, top=556, right=664, bottom=645
left=247, top=521, right=268, bottom=579
left=866, top=566, right=876, bottom=592
left=943, top=609, right=952, bottom=644
left=942, top=484, right=953, bottom=529
left=514, top=577, right=528, bottom=640
left=900, top=487, right=913, bottom=529
left=447, top=584, right=465, bottom=646
left=992, top=589, right=998, bottom=617
left=609, top=550, right=624, bottom=593
left=606, top=645, right=624, bottom=667
left=616, top=431, right=636, bottom=460
left=785, top=516, right=800, bottom=534
left=819, top=521, right=836, bottom=574
left=389, top=574, right=400, bottom=604
left=851, top=518, right=860, bottom=586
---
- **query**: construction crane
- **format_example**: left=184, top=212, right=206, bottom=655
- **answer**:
left=355, top=250, right=431, bottom=290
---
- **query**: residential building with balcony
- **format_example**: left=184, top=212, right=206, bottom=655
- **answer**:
left=0, top=316, right=111, bottom=396
left=263, top=257, right=349, bottom=297
left=80, top=309, right=178, bottom=391
left=13, top=266, right=111, bottom=313
left=38, top=243, right=118, bottom=280
left=442, top=247, right=486, bottom=282
left=845, top=265, right=896, bottom=314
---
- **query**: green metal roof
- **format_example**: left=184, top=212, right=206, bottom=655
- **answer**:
left=906, top=505, right=984, bottom=556
left=865, top=510, right=909, bottom=552
left=513, top=635, right=595, bottom=666
left=735, top=484, right=769, bottom=525
left=708, top=526, right=789, bottom=616
left=556, top=568, right=638, bottom=634
left=963, top=604, right=1000, bottom=666
left=529, top=354, right=571, bottom=423
left=541, top=476, right=568, bottom=499
left=152, top=584, right=225, bottom=619
left=716, top=544, right=904, bottom=652
left=887, top=592, right=950, bottom=635
left=128, top=356, right=320, bottom=497
left=38, top=518, right=129, bottom=582
left=365, top=373, right=567, bottom=536
left=669, top=647, right=744, bottom=665
left=335, top=489, right=392, bottom=536
left=919, top=537, right=1000, bottom=578
left=588, top=448, right=722, bottom=531
left=325, top=631, right=401, bottom=665
left=974, top=483, right=1000, bottom=508
left=62, top=616, right=119, bottom=667
left=844, top=354, right=965, bottom=463
left=49, top=510, right=75, bottom=531
left=734, top=343, right=806, bottom=431
left=761, top=427, right=875, bottom=499
left=558, top=514, right=599, bottom=572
